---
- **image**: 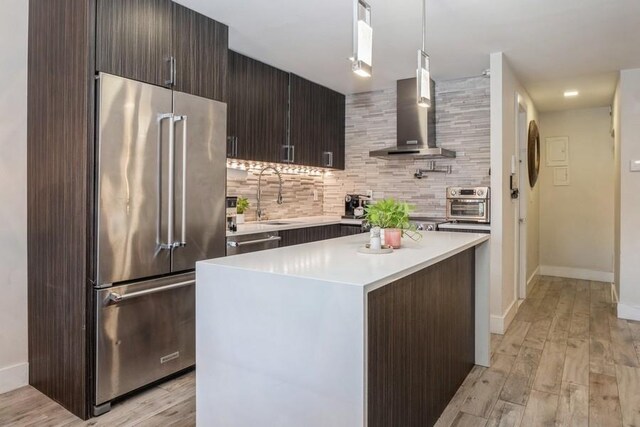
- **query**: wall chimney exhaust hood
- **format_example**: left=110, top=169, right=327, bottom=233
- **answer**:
left=369, top=78, right=455, bottom=159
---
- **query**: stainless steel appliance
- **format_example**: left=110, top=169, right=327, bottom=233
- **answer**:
left=94, top=73, right=226, bottom=414
left=227, top=232, right=281, bottom=255
left=438, top=222, right=491, bottom=234
left=226, top=196, right=238, bottom=232
left=343, top=194, right=370, bottom=219
left=369, top=78, right=456, bottom=159
left=409, top=216, right=447, bottom=232
left=446, top=186, right=491, bottom=223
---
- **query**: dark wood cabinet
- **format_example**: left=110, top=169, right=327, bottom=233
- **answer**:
left=289, top=74, right=345, bottom=169
left=97, top=0, right=227, bottom=100
left=279, top=224, right=365, bottom=247
left=280, top=225, right=342, bottom=247
left=172, top=3, right=227, bottom=101
left=368, top=249, right=475, bottom=427
left=227, top=51, right=289, bottom=162
left=96, top=0, right=172, bottom=87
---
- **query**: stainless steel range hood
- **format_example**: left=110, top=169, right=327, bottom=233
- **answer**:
left=369, top=78, right=456, bottom=159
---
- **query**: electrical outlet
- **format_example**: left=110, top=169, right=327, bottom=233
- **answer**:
left=366, top=189, right=373, bottom=199
left=313, top=189, right=318, bottom=201
left=630, top=160, right=640, bottom=172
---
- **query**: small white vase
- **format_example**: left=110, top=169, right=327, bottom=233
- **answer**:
left=236, top=213, right=245, bottom=224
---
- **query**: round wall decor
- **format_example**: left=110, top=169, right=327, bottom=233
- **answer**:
left=527, top=120, right=540, bottom=187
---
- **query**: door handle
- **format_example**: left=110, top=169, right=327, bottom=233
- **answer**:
left=165, top=56, right=176, bottom=86
left=157, top=113, right=175, bottom=250
left=107, top=279, right=195, bottom=304
left=226, top=236, right=281, bottom=247
left=175, top=115, right=188, bottom=247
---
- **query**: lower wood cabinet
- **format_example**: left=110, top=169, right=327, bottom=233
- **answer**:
left=367, top=248, right=475, bottom=427
left=279, top=224, right=364, bottom=247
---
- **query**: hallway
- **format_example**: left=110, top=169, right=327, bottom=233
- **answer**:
left=436, top=276, right=640, bottom=426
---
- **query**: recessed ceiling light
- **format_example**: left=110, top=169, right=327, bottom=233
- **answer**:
left=564, top=90, right=579, bottom=97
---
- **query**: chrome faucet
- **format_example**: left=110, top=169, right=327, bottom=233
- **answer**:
left=256, top=166, right=284, bottom=221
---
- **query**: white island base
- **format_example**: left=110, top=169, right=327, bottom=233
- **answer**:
left=196, top=232, right=490, bottom=427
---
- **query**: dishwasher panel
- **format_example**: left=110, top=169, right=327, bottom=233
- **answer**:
left=226, top=232, right=281, bottom=256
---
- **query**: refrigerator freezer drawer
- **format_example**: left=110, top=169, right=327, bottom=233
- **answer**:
left=95, top=273, right=195, bottom=406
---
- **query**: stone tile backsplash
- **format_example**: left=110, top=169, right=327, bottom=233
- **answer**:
left=226, top=76, right=490, bottom=220
left=324, top=76, right=491, bottom=217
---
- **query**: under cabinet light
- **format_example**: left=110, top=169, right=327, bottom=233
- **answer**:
left=352, top=0, right=372, bottom=78
left=564, top=90, right=579, bottom=97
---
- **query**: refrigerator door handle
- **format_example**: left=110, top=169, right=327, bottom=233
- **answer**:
left=175, top=114, right=188, bottom=247
left=107, top=279, right=195, bottom=304
left=157, top=113, right=175, bottom=250
left=167, top=113, right=176, bottom=249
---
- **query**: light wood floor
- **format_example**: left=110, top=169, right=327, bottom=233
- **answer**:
left=0, top=370, right=195, bottom=426
left=436, top=276, right=640, bottom=427
left=2, top=276, right=639, bottom=426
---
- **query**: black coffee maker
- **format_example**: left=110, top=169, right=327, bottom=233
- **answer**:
left=343, top=194, right=369, bottom=219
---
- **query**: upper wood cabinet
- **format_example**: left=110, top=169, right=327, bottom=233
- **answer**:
left=96, top=0, right=173, bottom=88
left=289, top=74, right=345, bottom=169
left=227, top=51, right=288, bottom=162
left=96, top=0, right=228, bottom=101
left=172, top=3, right=228, bottom=101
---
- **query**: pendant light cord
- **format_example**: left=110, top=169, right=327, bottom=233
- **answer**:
left=421, top=0, right=426, bottom=52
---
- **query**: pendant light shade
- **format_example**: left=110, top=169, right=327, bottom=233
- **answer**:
left=417, top=50, right=431, bottom=107
left=417, top=0, right=431, bottom=107
left=352, top=0, right=372, bottom=78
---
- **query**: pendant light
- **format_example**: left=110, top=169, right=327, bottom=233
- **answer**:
left=352, top=0, right=372, bottom=78
left=417, top=0, right=431, bottom=107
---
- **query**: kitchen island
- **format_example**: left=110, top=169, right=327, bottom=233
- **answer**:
left=196, top=231, right=490, bottom=427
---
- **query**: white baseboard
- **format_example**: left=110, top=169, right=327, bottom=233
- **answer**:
left=618, top=303, right=640, bottom=322
left=0, top=362, right=28, bottom=394
left=526, top=266, right=540, bottom=295
left=539, top=265, right=614, bottom=283
left=490, top=299, right=518, bottom=335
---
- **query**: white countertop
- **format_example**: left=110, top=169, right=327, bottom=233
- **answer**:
left=226, top=215, right=363, bottom=237
left=202, top=231, right=489, bottom=289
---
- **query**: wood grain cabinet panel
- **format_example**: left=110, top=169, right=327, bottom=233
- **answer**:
left=96, top=0, right=172, bottom=87
left=279, top=225, right=344, bottom=247
left=289, top=74, right=345, bottom=169
left=227, top=51, right=288, bottom=161
left=368, top=248, right=476, bottom=427
left=28, top=0, right=95, bottom=419
left=172, top=3, right=227, bottom=101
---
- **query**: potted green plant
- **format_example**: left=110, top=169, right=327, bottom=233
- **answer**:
left=236, top=197, right=249, bottom=224
left=364, top=198, right=420, bottom=248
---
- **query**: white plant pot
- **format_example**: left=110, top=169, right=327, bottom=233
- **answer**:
left=236, top=213, right=245, bottom=224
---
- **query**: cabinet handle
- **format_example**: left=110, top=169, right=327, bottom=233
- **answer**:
left=290, top=145, right=295, bottom=163
left=282, top=145, right=290, bottom=163
left=323, top=151, right=334, bottom=167
left=228, top=136, right=236, bottom=158
left=234, top=137, right=239, bottom=158
left=165, top=56, right=176, bottom=86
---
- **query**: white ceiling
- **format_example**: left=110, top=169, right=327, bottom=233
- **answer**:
left=178, top=0, right=640, bottom=111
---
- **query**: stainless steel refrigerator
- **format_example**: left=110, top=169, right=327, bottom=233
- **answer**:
left=93, top=73, right=226, bottom=414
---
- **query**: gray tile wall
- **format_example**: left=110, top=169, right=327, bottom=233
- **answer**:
left=226, top=169, right=325, bottom=221
left=324, top=76, right=491, bottom=217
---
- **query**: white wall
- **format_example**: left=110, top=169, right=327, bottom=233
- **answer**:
left=0, top=0, right=29, bottom=393
left=616, top=68, right=640, bottom=321
left=490, top=52, right=539, bottom=334
left=613, top=79, right=621, bottom=298
left=538, top=108, right=615, bottom=281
